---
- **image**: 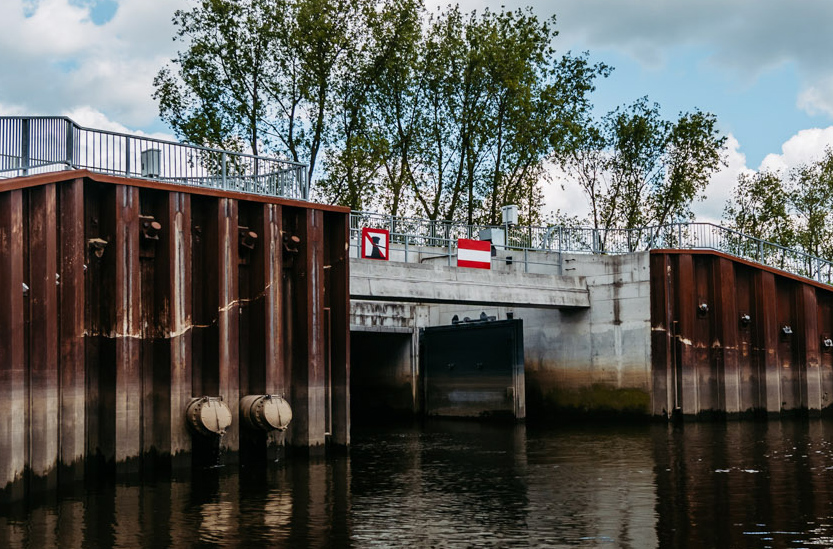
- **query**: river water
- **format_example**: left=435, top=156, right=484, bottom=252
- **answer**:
left=4, top=418, right=833, bottom=548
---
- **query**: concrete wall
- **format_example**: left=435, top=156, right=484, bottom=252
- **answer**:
left=350, top=251, right=653, bottom=420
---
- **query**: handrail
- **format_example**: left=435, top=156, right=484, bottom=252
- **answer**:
left=0, top=116, right=309, bottom=200
left=350, top=211, right=833, bottom=284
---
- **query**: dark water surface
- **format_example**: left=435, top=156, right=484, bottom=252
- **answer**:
left=5, top=419, right=833, bottom=547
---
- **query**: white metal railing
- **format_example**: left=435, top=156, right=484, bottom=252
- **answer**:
left=350, top=211, right=833, bottom=284
left=0, top=116, right=309, bottom=200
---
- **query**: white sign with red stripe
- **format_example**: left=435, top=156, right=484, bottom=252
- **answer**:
left=457, top=238, right=491, bottom=269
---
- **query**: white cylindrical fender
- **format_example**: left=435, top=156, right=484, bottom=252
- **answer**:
left=240, top=395, right=293, bottom=432
left=185, top=396, right=233, bottom=436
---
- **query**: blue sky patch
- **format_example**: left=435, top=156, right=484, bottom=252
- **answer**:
left=68, top=0, right=119, bottom=25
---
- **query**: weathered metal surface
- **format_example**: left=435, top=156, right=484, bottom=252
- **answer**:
left=0, top=171, right=350, bottom=503
left=165, top=191, right=193, bottom=458
left=734, top=265, right=761, bottom=411
left=713, top=257, right=740, bottom=413
left=217, top=198, right=240, bottom=452
left=114, top=185, right=142, bottom=465
left=287, top=208, right=327, bottom=449
left=818, top=294, right=833, bottom=409
left=58, top=178, right=86, bottom=477
left=650, top=253, right=673, bottom=416
left=28, top=183, right=59, bottom=488
left=327, top=211, right=351, bottom=446
left=0, top=189, right=25, bottom=499
left=651, top=250, right=833, bottom=417
left=422, top=319, right=525, bottom=418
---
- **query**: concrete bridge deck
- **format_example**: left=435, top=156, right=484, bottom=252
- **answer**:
left=350, top=259, right=589, bottom=309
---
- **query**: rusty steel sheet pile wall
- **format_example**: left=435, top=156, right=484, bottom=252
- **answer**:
left=0, top=171, right=350, bottom=503
left=651, top=250, right=833, bottom=418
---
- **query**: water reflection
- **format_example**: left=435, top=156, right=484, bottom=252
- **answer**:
left=6, top=419, right=833, bottom=547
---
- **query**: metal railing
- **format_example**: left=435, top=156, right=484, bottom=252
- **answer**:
left=350, top=211, right=833, bottom=284
left=0, top=116, right=309, bottom=200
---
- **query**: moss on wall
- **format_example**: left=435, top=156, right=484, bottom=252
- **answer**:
left=527, top=383, right=651, bottom=422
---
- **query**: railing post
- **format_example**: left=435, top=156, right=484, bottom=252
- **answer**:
left=678, top=223, right=683, bottom=248
left=21, top=117, right=30, bottom=176
left=448, top=238, right=452, bottom=267
left=758, top=240, right=763, bottom=262
left=558, top=226, right=563, bottom=254
left=592, top=229, right=599, bottom=254
left=124, top=136, right=131, bottom=175
left=221, top=152, right=227, bottom=189
left=65, top=120, right=74, bottom=169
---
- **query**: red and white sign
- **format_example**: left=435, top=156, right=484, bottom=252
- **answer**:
left=361, top=227, right=389, bottom=260
left=457, top=238, right=491, bottom=269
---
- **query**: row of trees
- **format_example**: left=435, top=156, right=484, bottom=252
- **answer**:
left=723, top=148, right=833, bottom=261
left=154, top=0, right=727, bottom=226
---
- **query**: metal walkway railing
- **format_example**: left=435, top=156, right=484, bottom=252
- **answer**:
left=350, top=211, right=833, bottom=284
left=0, top=116, right=309, bottom=200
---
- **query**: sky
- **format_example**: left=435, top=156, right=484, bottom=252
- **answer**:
left=2, top=0, right=833, bottom=223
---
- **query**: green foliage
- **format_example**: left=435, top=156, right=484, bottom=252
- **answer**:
left=724, top=170, right=793, bottom=245
left=556, top=97, right=726, bottom=248
left=723, top=148, right=833, bottom=263
left=788, top=149, right=833, bottom=259
left=153, top=0, right=610, bottom=221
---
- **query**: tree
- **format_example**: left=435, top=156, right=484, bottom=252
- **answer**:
left=153, top=2, right=628, bottom=224
left=153, top=0, right=277, bottom=155
left=723, top=170, right=793, bottom=246
left=318, top=0, right=422, bottom=211
left=557, top=97, right=726, bottom=250
left=154, top=0, right=369, bottom=184
left=788, top=148, right=833, bottom=260
left=390, top=7, right=609, bottom=224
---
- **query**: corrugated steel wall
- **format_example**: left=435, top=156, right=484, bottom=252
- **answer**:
left=651, top=250, right=833, bottom=418
left=0, top=172, right=350, bottom=502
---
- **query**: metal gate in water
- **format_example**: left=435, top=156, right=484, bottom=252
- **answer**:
left=422, top=318, right=525, bottom=419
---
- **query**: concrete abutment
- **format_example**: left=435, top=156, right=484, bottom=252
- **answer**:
left=351, top=248, right=833, bottom=424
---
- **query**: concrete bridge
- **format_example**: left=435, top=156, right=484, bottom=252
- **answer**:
left=348, top=241, right=651, bottom=420
left=350, top=258, right=589, bottom=309
left=347, top=229, right=833, bottom=422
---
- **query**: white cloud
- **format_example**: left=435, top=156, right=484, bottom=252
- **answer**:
left=541, top=160, right=591, bottom=222
left=0, top=0, right=102, bottom=57
left=797, top=76, right=833, bottom=119
left=62, top=106, right=175, bottom=141
left=759, top=127, right=833, bottom=174
left=0, top=0, right=189, bottom=129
